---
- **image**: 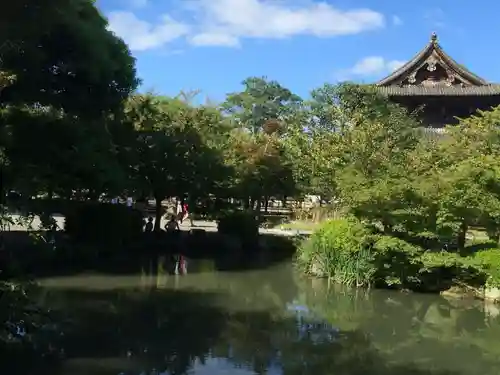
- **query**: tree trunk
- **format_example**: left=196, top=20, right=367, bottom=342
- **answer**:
left=154, top=196, right=163, bottom=232
left=457, top=220, right=468, bottom=251
left=264, top=196, right=269, bottom=213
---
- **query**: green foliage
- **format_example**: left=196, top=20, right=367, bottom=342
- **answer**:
left=296, top=217, right=500, bottom=292
left=217, top=210, right=259, bottom=243
left=296, top=218, right=377, bottom=286
left=222, top=76, right=302, bottom=134
left=64, top=203, right=144, bottom=246
left=470, top=249, right=500, bottom=288
left=0, top=281, right=59, bottom=364
left=285, top=82, right=500, bottom=264
left=372, top=236, right=424, bottom=288
left=0, top=0, right=138, bottom=116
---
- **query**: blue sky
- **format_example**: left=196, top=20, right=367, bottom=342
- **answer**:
left=97, top=0, right=500, bottom=102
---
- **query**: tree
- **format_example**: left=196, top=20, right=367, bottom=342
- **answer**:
left=222, top=77, right=302, bottom=134
left=221, top=77, right=302, bottom=210
left=413, top=106, right=500, bottom=249
left=283, top=83, right=422, bottom=205
left=125, top=94, right=227, bottom=230
left=0, top=0, right=139, bottom=117
left=0, top=0, right=140, bottom=208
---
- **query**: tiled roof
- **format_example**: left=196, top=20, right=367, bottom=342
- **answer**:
left=377, top=33, right=488, bottom=87
left=377, top=84, right=500, bottom=97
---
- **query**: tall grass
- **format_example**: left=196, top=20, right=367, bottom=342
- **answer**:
left=296, top=218, right=376, bottom=287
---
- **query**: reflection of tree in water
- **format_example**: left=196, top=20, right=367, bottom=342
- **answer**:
left=37, top=262, right=299, bottom=375
left=295, top=277, right=500, bottom=375
left=24, top=265, right=500, bottom=375
left=48, top=288, right=226, bottom=375
left=212, top=308, right=462, bottom=375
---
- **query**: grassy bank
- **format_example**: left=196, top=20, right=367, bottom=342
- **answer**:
left=275, top=220, right=323, bottom=232
left=295, top=218, right=500, bottom=301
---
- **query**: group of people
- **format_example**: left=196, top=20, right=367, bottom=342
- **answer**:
left=111, top=195, right=133, bottom=207
left=144, top=201, right=192, bottom=233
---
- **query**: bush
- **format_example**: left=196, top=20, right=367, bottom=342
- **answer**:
left=297, top=218, right=500, bottom=293
left=372, top=236, right=424, bottom=288
left=470, top=248, right=500, bottom=288
left=296, top=218, right=377, bottom=286
left=217, top=210, right=259, bottom=246
left=65, top=202, right=144, bottom=246
left=0, top=281, right=61, bottom=372
left=296, top=218, right=457, bottom=290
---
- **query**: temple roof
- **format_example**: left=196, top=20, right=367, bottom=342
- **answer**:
left=377, top=85, right=500, bottom=96
left=376, top=33, right=500, bottom=96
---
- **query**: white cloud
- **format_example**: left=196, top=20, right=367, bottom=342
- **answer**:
left=392, top=15, right=402, bottom=26
left=107, top=0, right=385, bottom=50
left=189, top=32, right=240, bottom=47
left=336, top=56, right=405, bottom=80
left=188, top=0, right=385, bottom=45
left=107, top=11, right=190, bottom=51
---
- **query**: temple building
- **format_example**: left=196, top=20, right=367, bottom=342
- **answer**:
left=376, top=33, right=500, bottom=128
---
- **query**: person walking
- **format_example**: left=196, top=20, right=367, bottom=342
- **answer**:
left=165, top=215, right=180, bottom=232
left=181, top=202, right=194, bottom=226
left=176, top=200, right=183, bottom=222
left=144, top=217, right=154, bottom=232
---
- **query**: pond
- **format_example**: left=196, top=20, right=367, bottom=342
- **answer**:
left=32, top=256, right=500, bottom=375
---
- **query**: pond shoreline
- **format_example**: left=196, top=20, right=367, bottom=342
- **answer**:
left=306, top=269, right=500, bottom=304
left=440, top=285, right=500, bottom=303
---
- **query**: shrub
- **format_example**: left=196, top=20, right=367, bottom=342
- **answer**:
left=296, top=218, right=376, bottom=287
left=296, top=218, right=500, bottom=293
left=217, top=210, right=259, bottom=247
left=372, top=236, right=424, bottom=288
left=0, top=281, right=60, bottom=371
left=416, top=247, right=499, bottom=292
left=471, top=248, right=500, bottom=288
left=65, top=202, right=144, bottom=246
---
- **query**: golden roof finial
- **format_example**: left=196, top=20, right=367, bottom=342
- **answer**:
left=431, top=32, right=438, bottom=43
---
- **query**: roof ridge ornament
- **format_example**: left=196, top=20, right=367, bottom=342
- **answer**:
left=377, top=32, right=489, bottom=87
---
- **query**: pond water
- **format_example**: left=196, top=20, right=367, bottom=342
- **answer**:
left=34, top=257, right=500, bottom=375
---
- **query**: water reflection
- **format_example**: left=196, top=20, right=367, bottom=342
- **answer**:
left=30, top=259, right=500, bottom=375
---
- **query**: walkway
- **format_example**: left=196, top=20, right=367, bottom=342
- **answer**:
left=6, top=214, right=311, bottom=236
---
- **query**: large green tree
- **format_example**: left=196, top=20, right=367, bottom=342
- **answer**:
left=222, top=77, right=302, bottom=134
left=412, top=106, right=500, bottom=249
left=0, top=0, right=139, bottom=201
left=222, top=77, right=301, bottom=209
left=0, top=0, right=138, bottom=116
left=124, top=94, right=227, bottom=230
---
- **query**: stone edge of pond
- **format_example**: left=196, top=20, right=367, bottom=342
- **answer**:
left=440, top=285, right=500, bottom=303
left=305, top=264, right=500, bottom=304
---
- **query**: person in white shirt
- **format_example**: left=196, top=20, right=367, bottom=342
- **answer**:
left=126, top=196, right=133, bottom=207
left=176, top=200, right=183, bottom=221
